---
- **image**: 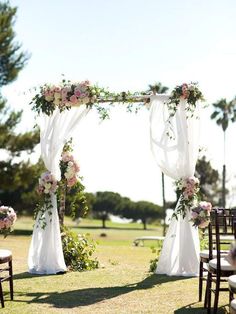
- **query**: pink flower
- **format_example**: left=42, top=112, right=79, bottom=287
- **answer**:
left=199, top=201, right=212, bottom=212
left=191, top=211, right=198, bottom=219
left=69, top=95, right=78, bottom=104
left=62, top=152, right=74, bottom=162
left=198, top=220, right=210, bottom=229
left=74, top=90, right=81, bottom=97
left=181, top=83, right=189, bottom=99
left=67, top=176, right=77, bottom=187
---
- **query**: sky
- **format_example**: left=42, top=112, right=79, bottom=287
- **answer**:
left=2, top=0, right=236, bottom=206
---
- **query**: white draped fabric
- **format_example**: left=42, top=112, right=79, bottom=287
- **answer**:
left=28, top=106, right=89, bottom=274
left=150, top=95, right=200, bottom=276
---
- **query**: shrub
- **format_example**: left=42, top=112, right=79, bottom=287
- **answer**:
left=61, top=226, right=99, bottom=271
left=149, top=243, right=163, bottom=273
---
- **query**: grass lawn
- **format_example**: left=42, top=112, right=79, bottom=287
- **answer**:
left=0, top=217, right=230, bottom=313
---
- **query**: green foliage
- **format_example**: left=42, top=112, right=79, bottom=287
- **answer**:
left=0, top=159, right=44, bottom=214
left=65, top=180, right=89, bottom=219
left=92, top=191, right=122, bottom=228
left=0, top=1, right=28, bottom=87
left=146, top=82, right=169, bottom=94
left=149, top=243, right=163, bottom=273
left=200, top=231, right=208, bottom=250
left=0, top=2, right=41, bottom=214
left=195, top=156, right=222, bottom=206
left=61, top=226, right=99, bottom=271
left=119, top=199, right=163, bottom=230
left=211, top=98, right=236, bottom=132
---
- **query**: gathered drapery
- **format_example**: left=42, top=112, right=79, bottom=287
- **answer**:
left=28, top=106, right=89, bottom=274
left=150, top=95, right=200, bottom=276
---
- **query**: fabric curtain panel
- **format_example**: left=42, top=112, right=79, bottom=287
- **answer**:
left=150, top=95, right=200, bottom=276
left=28, top=106, right=90, bottom=274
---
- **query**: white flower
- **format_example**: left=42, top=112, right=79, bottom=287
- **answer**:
left=54, top=92, right=61, bottom=100
left=45, top=95, right=54, bottom=102
left=44, top=182, right=52, bottom=190
left=53, top=98, right=61, bottom=106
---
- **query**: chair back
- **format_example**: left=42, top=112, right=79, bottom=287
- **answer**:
left=208, top=208, right=236, bottom=272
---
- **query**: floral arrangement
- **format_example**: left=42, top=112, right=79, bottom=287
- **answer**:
left=166, top=82, right=204, bottom=118
left=30, top=79, right=112, bottom=117
left=61, top=151, right=80, bottom=188
left=36, top=171, right=58, bottom=228
left=174, top=176, right=200, bottom=218
left=37, top=171, right=58, bottom=195
left=190, top=201, right=212, bottom=228
left=0, top=206, right=17, bottom=237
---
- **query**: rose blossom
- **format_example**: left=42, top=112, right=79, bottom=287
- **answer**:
left=199, top=201, right=212, bottom=212
left=70, top=95, right=78, bottom=105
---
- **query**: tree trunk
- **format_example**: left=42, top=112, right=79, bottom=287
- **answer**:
left=59, top=183, right=66, bottom=227
left=143, top=219, right=147, bottom=230
left=102, top=217, right=106, bottom=228
left=222, top=130, right=226, bottom=208
left=222, top=164, right=226, bottom=208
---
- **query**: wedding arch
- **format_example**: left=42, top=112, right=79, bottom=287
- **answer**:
left=28, top=80, right=207, bottom=276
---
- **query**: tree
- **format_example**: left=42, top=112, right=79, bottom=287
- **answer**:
left=195, top=156, right=222, bottom=206
left=120, top=200, right=163, bottom=230
left=92, top=191, right=122, bottom=228
left=0, top=1, right=40, bottom=214
left=210, top=98, right=236, bottom=207
left=0, top=1, right=28, bottom=87
left=147, top=82, right=169, bottom=95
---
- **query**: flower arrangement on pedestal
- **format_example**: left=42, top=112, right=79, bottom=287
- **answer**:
left=174, top=176, right=200, bottom=219
left=190, top=201, right=212, bottom=228
left=0, top=206, right=17, bottom=237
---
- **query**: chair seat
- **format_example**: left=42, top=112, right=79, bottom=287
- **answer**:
left=229, top=275, right=236, bottom=289
left=0, top=250, right=12, bottom=263
left=200, top=250, right=228, bottom=259
left=209, top=257, right=236, bottom=271
left=221, top=235, right=235, bottom=241
left=231, top=299, right=236, bottom=310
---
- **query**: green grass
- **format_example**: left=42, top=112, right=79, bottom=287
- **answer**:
left=0, top=217, right=230, bottom=313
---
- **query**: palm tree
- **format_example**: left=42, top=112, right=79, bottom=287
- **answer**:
left=210, top=98, right=236, bottom=207
left=148, top=82, right=169, bottom=235
left=147, top=82, right=169, bottom=95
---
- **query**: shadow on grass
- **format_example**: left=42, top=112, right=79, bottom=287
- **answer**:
left=174, top=302, right=227, bottom=313
left=73, top=225, right=158, bottom=231
left=14, top=274, right=190, bottom=308
left=14, top=271, right=65, bottom=280
left=11, top=229, right=32, bottom=236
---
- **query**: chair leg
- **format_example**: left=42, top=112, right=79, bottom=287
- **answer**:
left=9, top=260, right=13, bottom=300
left=213, top=278, right=220, bottom=314
left=207, top=273, right=212, bottom=314
left=199, top=260, right=203, bottom=302
left=230, top=290, right=234, bottom=303
left=0, top=281, right=4, bottom=308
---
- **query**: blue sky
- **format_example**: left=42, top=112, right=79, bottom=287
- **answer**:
left=2, top=0, right=236, bottom=206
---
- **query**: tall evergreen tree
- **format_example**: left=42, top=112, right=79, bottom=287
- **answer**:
left=0, top=1, right=28, bottom=87
left=0, top=1, right=41, bottom=214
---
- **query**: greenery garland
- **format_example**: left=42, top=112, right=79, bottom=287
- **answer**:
left=30, top=80, right=148, bottom=119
